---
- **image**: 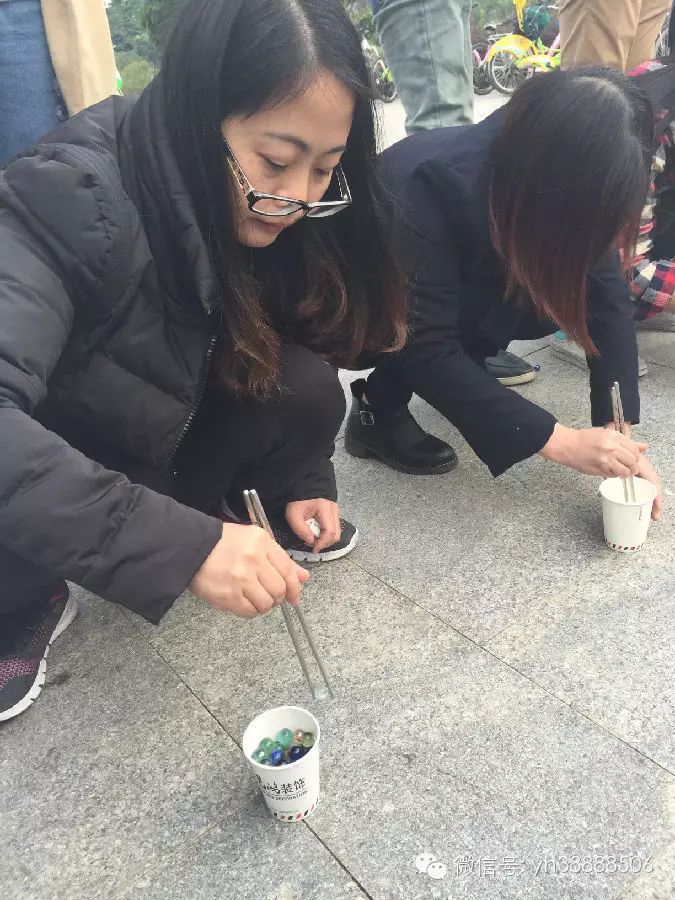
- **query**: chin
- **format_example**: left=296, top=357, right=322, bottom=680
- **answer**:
left=238, top=224, right=284, bottom=248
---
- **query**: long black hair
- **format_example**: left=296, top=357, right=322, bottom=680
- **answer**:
left=160, top=0, right=406, bottom=396
left=489, top=67, right=653, bottom=353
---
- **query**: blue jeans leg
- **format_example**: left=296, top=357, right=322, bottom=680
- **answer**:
left=0, top=0, right=62, bottom=166
left=375, top=0, right=474, bottom=132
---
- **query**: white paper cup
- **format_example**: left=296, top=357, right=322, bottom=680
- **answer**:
left=599, top=476, right=657, bottom=552
left=242, top=706, right=320, bottom=823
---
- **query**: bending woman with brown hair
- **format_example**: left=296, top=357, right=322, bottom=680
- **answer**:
left=346, top=67, right=662, bottom=511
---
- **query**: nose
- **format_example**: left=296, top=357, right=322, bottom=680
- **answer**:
left=277, top=166, right=312, bottom=205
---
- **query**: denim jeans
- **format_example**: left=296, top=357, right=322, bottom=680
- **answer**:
left=374, top=0, right=474, bottom=132
left=0, top=0, right=65, bottom=167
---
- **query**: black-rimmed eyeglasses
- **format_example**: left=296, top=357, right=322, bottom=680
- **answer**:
left=222, top=136, right=352, bottom=219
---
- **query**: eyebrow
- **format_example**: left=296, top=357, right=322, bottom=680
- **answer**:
left=264, top=132, right=347, bottom=154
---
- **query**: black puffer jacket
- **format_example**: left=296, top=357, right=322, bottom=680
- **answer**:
left=0, top=89, right=227, bottom=623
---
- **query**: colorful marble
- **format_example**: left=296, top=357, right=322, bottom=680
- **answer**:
left=258, top=737, right=275, bottom=755
left=270, top=747, right=284, bottom=765
left=276, top=728, right=293, bottom=748
left=254, top=728, right=316, bottom=767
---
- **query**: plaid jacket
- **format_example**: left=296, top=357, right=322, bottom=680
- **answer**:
left=629, top=60, right=675, bottom=320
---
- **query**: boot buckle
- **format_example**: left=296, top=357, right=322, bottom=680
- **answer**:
left=360, top=410, right=375, bottom=426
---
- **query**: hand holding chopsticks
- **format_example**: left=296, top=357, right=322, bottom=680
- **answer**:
left=243, top=489, right=335, bottom=700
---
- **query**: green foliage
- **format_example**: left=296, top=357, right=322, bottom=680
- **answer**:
left=119, top=58, right=156, bottom=94
left=141, top=0, right=180, bottom=48
left=352, top=8, right=376, bottom=43
left=471, top=0, right=517, bottom=31
left=106, top=0, right=167, bottom=67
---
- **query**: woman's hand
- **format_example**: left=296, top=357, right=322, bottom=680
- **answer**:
left=634, top=453, right=663, bottom=520
left=286, top=499, right=341, bottom=553
left=188, top=523, right=310, bottom=617
left=540, top=423, right=648, bottom=478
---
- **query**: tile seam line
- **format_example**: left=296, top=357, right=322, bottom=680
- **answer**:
left=349, top=560, right=675, bottom=781
left=126, top=625, right=371, bottom=900
left=105, top=819, right=226, bottom=900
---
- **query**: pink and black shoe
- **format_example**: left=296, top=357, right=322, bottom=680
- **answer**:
left=0, top=584, right=77, bottom=723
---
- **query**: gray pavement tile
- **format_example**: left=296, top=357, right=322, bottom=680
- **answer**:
left=117, top=802, right=367, bottom=900
left=126, top=562, right=675, bottom=900
left=486, top=559, right=675, bottom=773
left=636, top=362, right=675, bottom=445
left=637, top=330, right=675, bottom=371
left=0, top=588, right=251, bottom=900
left=331, top=440, right=613, bottom=643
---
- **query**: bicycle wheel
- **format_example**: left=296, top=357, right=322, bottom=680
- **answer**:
left=472, top=42, right=493, bottom=95
left=654, top=20, right=670, bottom=57
left=488, top=48, right=527, bottom=95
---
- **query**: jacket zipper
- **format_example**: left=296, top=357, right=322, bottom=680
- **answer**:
left=164, top=332, right=218, bottom=480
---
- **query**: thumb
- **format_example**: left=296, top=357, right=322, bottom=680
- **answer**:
left=636, top=442, right=649, bottom=454
left=286, top=508, right=316, bottom=545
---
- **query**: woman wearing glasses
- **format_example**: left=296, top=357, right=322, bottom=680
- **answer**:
left=0, top=0, right=405, bottom=722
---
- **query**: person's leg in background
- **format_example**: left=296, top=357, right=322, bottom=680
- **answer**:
left=0, top=0, right=64, bottom=167
left=559, top=0, right=638, bottom=69
left=626, top=0, right=671, bottom=70
left=374, top=0, right=473, bottom=132
left=669, top=0, right=675, bottom=51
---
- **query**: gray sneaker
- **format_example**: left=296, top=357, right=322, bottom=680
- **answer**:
left=550, top=337, right=648, bottom=378
left=484, top=349, right=538, bottom=386
left=636, top=311, right=675, bottom=332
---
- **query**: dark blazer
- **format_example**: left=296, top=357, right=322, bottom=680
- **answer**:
left=379, top=110, right=640, bottom=476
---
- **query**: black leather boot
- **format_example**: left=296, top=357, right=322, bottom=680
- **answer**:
left=344, top=380, right=458, bottom=474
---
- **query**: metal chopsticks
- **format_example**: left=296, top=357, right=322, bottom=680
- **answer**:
left=243, top=489, right=335, bottom=700
left=611, top=382, right=637, bottom=503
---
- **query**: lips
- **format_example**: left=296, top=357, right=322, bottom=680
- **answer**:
left=257, top=218, right=287, bottom=234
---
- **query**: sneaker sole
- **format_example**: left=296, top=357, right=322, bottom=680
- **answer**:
left=0, top=594, right=78, bottom=723
left=286, top=526, right=359, bottom=563
left=496, top=371, right=537, bottom=386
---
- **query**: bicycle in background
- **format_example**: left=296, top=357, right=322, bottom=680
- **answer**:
left=472, top=23, right=509, bottom=95
left=485, top=3, right=559, bottom=94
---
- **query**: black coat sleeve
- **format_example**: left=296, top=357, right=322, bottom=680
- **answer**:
left=393, top=171, right=557, bottom=477
left=0, top=161, right=222, bottom=623
left=585, top=250, right=640, bottom=427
